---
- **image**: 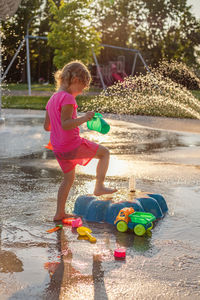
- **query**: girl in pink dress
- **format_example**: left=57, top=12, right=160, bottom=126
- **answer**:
left=44, top=61, right=117, bottom=221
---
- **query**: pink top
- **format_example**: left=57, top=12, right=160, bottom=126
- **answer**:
left=46, top=91, right=82, bottom=152
left=112, top=73, right=124, bottom=82
left=112, top=72, right=124, bottom=82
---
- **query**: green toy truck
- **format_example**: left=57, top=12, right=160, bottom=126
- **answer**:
left=114, top=207, right=156, bottom=236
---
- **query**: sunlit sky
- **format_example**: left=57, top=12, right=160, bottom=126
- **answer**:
left=187, top=0, right=200, bottom=19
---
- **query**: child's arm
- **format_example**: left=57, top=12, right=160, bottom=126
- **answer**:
left=61, top=104, right=94, bottom=130
left=44, top=111, right=51, bottom=131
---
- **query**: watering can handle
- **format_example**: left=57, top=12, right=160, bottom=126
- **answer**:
left=90, top=112, right=103, bottom=121
left=94, top=112, right=103, bottom=119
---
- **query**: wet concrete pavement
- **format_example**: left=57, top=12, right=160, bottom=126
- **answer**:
left=0, top=109, right=200, bottom=300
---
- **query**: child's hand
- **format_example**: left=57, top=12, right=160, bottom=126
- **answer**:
left=84, top=111, right=95, bottom=122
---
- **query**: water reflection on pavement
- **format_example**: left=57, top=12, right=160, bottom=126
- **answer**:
left=0, top=109, right=200, bottom=300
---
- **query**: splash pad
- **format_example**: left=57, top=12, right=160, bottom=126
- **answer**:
left=74, top=190, right=168, bottom=224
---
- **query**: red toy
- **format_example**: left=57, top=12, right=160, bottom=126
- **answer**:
left=62, top=217, right=76, bottom=225
left=114, top=248, right=126, bottom=259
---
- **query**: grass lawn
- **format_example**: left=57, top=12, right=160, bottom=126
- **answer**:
left=191, top=90, right=200, bottom=100
left=2, top=95, right=93, bottom=110
left=6, top=84, right=200, bottom=100
left=2, top=90, right=200, bottom=116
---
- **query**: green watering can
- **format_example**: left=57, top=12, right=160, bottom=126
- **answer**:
left=87, top=113, right=110, bottom=134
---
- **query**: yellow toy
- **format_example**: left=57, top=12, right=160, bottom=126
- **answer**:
left=77, top=226, right=96, bottom=243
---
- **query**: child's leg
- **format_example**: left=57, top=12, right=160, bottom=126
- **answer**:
left=94, top=145, right=117, bottom=196
left=54, top=168, right=75, bottom=221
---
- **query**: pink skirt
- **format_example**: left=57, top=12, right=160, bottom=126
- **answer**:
left=54, top=138, right=99, bottom=173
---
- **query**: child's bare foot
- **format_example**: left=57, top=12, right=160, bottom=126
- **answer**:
left=94, top=185, right=117, bottom=196
left=53, top=212, right=75, bottom=221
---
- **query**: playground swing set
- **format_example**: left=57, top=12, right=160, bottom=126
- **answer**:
left=0, top=31, right=150, bottom=121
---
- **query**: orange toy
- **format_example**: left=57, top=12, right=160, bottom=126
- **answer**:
left=45, top=140, right=53, bottom=150
left=114, top=207, right=135, bottom=225
left=46, top=224, right=63, bottom=233
left=62, top=218, right=76, bottom=225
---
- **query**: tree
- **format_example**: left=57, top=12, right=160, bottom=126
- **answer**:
left=31, top=0, right=62, bottom=82
left=1, top=0, right=44, bottom=82
left=94, top=0, right=200, bottom=69
left=130, top=0, right=200, bottom=67
left=48, top=0, right=101, bottom=69
left=93, top=0, right=141, bottom=47
left=91, top=0, right=143, bottom=74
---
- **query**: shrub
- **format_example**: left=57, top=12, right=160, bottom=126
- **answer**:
left=152, top=60, right=200, bottom=90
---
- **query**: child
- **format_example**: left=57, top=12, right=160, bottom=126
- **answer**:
left=111, top=64, right=127, bottom=83
left=44, top=60, right=117, bottom=221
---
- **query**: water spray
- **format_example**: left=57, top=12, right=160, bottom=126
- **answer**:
left=0, top=0, right=22, bottom=124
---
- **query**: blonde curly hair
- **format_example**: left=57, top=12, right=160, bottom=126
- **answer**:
left=54, top=60, right=91, bottom=91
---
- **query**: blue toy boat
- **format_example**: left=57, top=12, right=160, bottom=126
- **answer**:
left=74, top=191, right=168, bottom=224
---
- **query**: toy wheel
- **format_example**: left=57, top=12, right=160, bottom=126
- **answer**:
left=116, top=221, right=128, bottom=233
left=147, top=222, right=153, bottom=231
left=134, top=224, right=146, bottom=236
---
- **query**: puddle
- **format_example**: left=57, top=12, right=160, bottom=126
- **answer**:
left=0, top=110, right=200, bottom=299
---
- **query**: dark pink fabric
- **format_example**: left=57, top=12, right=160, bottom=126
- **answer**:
left=112, top=72, right=124, bottom=82
left=54, top=138, right=99, bottom=173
